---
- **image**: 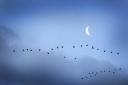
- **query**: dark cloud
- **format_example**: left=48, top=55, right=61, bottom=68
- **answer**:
left=0, top=25, right=18, bottom=84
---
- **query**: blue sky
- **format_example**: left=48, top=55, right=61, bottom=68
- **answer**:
left=0, top=0, right=128, bottom=85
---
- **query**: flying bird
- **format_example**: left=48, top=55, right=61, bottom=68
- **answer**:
left=112, top=72, right=115, bottom=74
left=13, top=49, right=15, bottom=52
left=73, top=46, right=75, bottom=48
left=74, top=57, right=78, bottom=60
left=81, top=77, right=84, bottom=80
left=104, top=50, right=106, bottom=52
left=64, top=56, right=66, bottom=58
left=26, top=49, right=29, bottom=51
left=22, top=49, right=24, bottom=52
left=51, top=48, right=54, bottom=50
left=47, top=52, right=50, bottom=54
left=61, top=46, right=63, bottom=48
left=80, top=45, right=83, bottom=47
left=57, top=46, right=59, bottom=48
left=97, top=48, right=99, bottom=50
left=94, top=74, right=97, bottom=76
left=119, top=67, right=122, bottom=71
left=86, top=44, right=88, bottom=47
left=91, top=46, right=94, bottom=49
left=117, top=52, right=120, bottom=55
left=38, top=49, right=41, bottom=51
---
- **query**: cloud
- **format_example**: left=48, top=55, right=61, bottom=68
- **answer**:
left=0, top=25, right=127, bottom=85
left=0, top=46, right=127, bottom=85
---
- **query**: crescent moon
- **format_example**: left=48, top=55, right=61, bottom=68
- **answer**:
left=85, top=25, right=91, bottom=36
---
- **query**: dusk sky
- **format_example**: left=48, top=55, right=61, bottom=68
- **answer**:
left=0, top=0, right=128, bottom=85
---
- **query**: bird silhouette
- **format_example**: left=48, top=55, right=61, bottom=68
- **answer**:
left=13, top=49, right=15, bottom=52
left=64, top=56, right=66, bottom=58
left=74, top=57, right=78, bottom=60
left=110, top=51, right=113, bottom=54
left=104, top=50, right=106, bottom=52
left=94, top=74, right=97, bottom=76
left=47, top=52, right=50, bottom=54
left=73, top=46, right=75, bottom=48
left=117, top=52, right=119, bottom=55
left=81, top=77, right=84, bottom=80
left=57, top=46, right=59, bottom=48
left=96, top=48, right=99, bottom=50
left=38, top=49, right=41, bottom=51
left=26, top=49, right=29, bottom=51
left=22, top=49, right=24, bottom=52
left=88, top=72, right=91, bottom=74
left=61, top=46, right=63, bottom=48
left=119, top=67, right=122, bottom=71
left=91, top=46, right=94, bottom=49
left=112, top=72, right=115, bottom=74
left=91, top=72, right=94, bottom=74
left=86, top=44, right=88, bottom=47
left=80, top=45, right=83, bottom=47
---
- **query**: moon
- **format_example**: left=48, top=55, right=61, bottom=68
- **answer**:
left=85, top=25, right=91, bottom=36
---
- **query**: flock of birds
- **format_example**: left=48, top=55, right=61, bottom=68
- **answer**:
left=80, top=67, right=122, bottom=80
left=12, top=43, right=120, bottom=56
left=12, top=43, right=122, bottom=80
